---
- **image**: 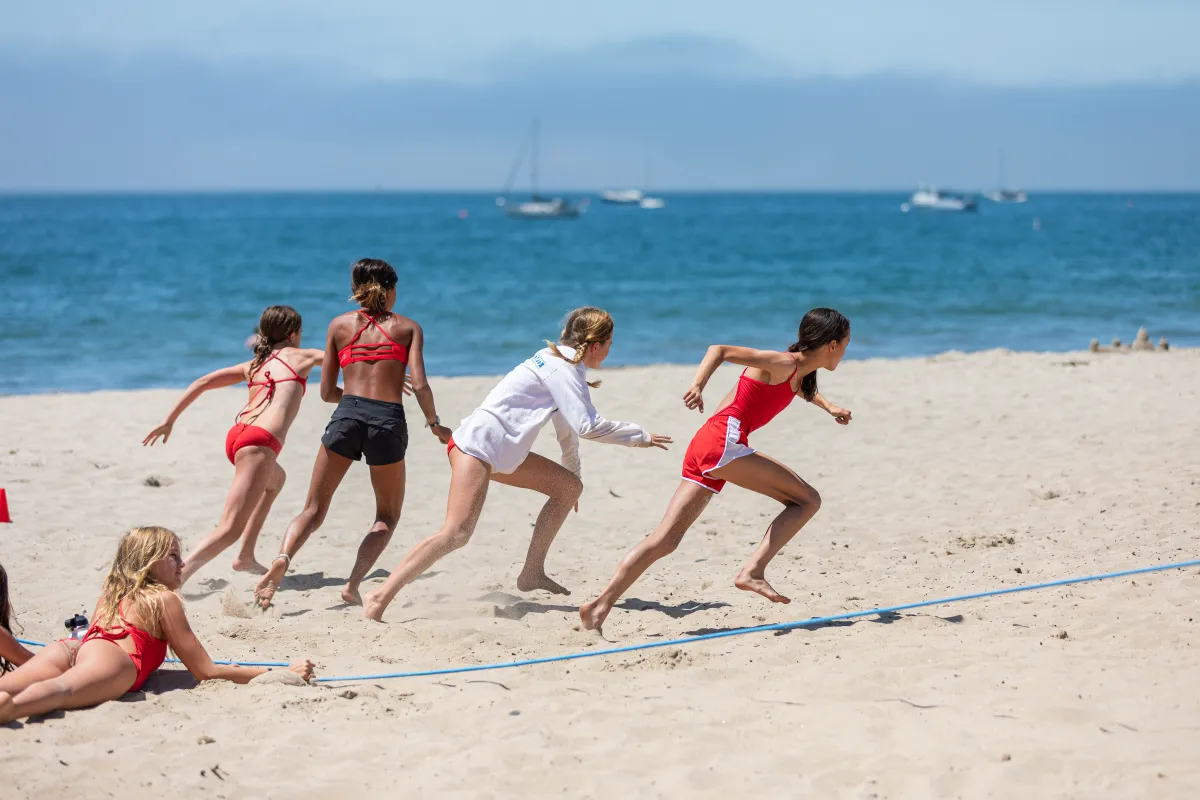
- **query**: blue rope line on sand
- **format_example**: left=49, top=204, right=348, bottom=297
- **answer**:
left=17, top=559, right=1197, bottom=681
left=16, top=639, right=288, bottom=669
left=312, top=557, right=1199, bottom=683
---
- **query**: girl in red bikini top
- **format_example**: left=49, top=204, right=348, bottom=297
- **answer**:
left=0, top=527, right=316, bottom=724
left=141, top=306, right=325, bottom=586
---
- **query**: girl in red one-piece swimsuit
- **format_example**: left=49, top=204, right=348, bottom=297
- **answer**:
left=0, top=526, right=314, bottom=723
left=142, top=305, right=326, bottom=583
left=581, top=308, right=853, bottom=632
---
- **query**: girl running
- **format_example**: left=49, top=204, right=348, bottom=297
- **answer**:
left=1, top=563, right=35, bottom=673
left=0, top=526, right=314, bottom=723
left=255, top=258, right=448, bottom=609
left=143, top=305, right=324, bottom=582
left=580, top=308, right=852, bottom=632
left=363, top=306, right=672, bottom=622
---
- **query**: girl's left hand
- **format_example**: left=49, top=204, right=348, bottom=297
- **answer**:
left=430, top=424, right=453, bottom=444
left=829, top=407, right=852, bottom=425
left=682, top=384, right=705, bottom=412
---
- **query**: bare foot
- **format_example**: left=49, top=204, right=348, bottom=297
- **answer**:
left=0, top=691, right=15, bottom=724
left=232, top=558, right=269, bottom=575
left=517, top=570, right=571, bottom=595
left=734, top=571, right=791, bottom=604
left=254, top=558, right=288, bottom=609
left=579, top=598, right=610, bottom=632
left=362, top=592, right=386, bottom=622
left=341, top=585, right=362, bottom=606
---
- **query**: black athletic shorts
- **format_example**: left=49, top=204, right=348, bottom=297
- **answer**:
left=320, top=395, right=408, bottom=466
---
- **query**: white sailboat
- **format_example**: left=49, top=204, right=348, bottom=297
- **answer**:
left=600, top=189, right=644, bottom=205
left=496, top=118, right=588, bottom=220
left=985, top=151, right=1029, bottom=204
left=902, top=187, right=978, bottom=212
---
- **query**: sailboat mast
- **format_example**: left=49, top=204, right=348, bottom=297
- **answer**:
left=531, top=117, right=540, bottom=199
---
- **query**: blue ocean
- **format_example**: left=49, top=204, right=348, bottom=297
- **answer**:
left=1, top=192, right=1197, bottom=395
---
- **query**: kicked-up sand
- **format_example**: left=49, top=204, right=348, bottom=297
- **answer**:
left=1, top=348, right=1197, bottom=798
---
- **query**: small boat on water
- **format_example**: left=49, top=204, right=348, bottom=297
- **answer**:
left=499, top=196, right=588, bottom=219
left=986, top=188, right=1028, bottom=204
left=902, top=187, right=978, bottom=213
left=600, top=189, right=644, bottom=205
left=985, top=151, right=1029, bottom=204
left=497, top=118, right=587, bottom=221
left=639, top=196, right=665, bottom=209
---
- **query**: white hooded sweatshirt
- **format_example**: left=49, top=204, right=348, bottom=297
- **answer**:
left=451, top=345, right=651, bottom=477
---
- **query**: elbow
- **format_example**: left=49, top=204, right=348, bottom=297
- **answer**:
left=190, top=665, right=219, bottom=682
left=320, top=386, right=338, bottom=403
left=411, top=379, right=431, bottom=395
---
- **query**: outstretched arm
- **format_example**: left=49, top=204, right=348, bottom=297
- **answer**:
left=543, top=363, right=670, bottom=450
left=683, top=346, right=797, bottom=414
left=162, top=593, right=313, bottom=684
left=810, top=392, right=852, bottom=424
left=143, top=363, right=248, bottom=445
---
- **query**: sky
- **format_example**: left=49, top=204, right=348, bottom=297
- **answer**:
left=2, top=1, right=1199, bottom=191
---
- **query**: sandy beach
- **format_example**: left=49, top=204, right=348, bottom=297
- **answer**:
left=1, top=348, right=1197, bottom=798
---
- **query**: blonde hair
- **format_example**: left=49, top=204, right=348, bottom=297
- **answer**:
left=547, top=306, right=614, bottom=389
left=94, top=526, right=180, bottom=639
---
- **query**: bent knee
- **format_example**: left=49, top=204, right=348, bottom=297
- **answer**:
left=268, top=466, right=287, bottom=493
left=787, top=485, right=821, bottom=511
left=441, top=522, right=476, bottom=551
left=650, top=535, right=684, bottom=559
left=559, top=475, right=583, bottom=502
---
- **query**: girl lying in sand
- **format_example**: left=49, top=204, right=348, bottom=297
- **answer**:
left=0, top=526, right=314, bottom=724
left=581, top=308, right=853, bottom=631
left=1, top=563, right=35, bottom=673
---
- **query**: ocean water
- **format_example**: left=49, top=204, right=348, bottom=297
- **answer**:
left=1, top=192, right=1197, bottom=395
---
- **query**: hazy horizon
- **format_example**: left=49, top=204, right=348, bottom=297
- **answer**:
left=4, top=3, right=1199, bottom=192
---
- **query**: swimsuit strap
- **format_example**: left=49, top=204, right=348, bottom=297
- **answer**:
left=338, top=313, right=408, bottom=366
left=238, top=350, right=305, bottom=425
left=248, top=351, right=302, bottom=386
left=786, top=354, right=802, bottom=394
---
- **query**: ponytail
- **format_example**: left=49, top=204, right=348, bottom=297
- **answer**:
left=788, top=308, right=850, bottom=401
left=548, top=306, right=614, bottom=389
left=349, top=258, right=398, bottom=316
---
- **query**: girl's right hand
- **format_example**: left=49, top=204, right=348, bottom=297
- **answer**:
left=143, top=422, right=173, bottom=446
left=288, top=658, right=316, bottom=682
left=682, top=384, right=704, bottom=413
left=646, top=433, right=673, bottom=451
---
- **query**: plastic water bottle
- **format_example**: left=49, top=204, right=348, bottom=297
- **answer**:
left=64, top=613, right=89, bottom=640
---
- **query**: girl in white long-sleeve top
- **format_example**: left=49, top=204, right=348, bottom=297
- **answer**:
left=364, top=307, right=671, bottom=622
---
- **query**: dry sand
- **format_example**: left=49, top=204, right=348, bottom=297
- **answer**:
left=1, top=349, right=1198, bottom=798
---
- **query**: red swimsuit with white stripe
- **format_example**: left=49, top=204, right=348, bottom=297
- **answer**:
left=681, top=358, right=800, bottom=493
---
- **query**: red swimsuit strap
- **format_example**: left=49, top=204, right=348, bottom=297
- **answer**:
left=237, top=351, right=306, bottom=425
left=247, top=351, right=303, bottom=387
left=338, top=314, right=408, bottom=365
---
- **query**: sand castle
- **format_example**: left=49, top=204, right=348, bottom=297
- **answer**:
left=1089, top=327, right=1169, bottom=353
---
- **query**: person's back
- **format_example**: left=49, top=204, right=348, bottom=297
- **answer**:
left=240, top=346, right=312, bottom=441
left=330, top=309, right=413, bottom=405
